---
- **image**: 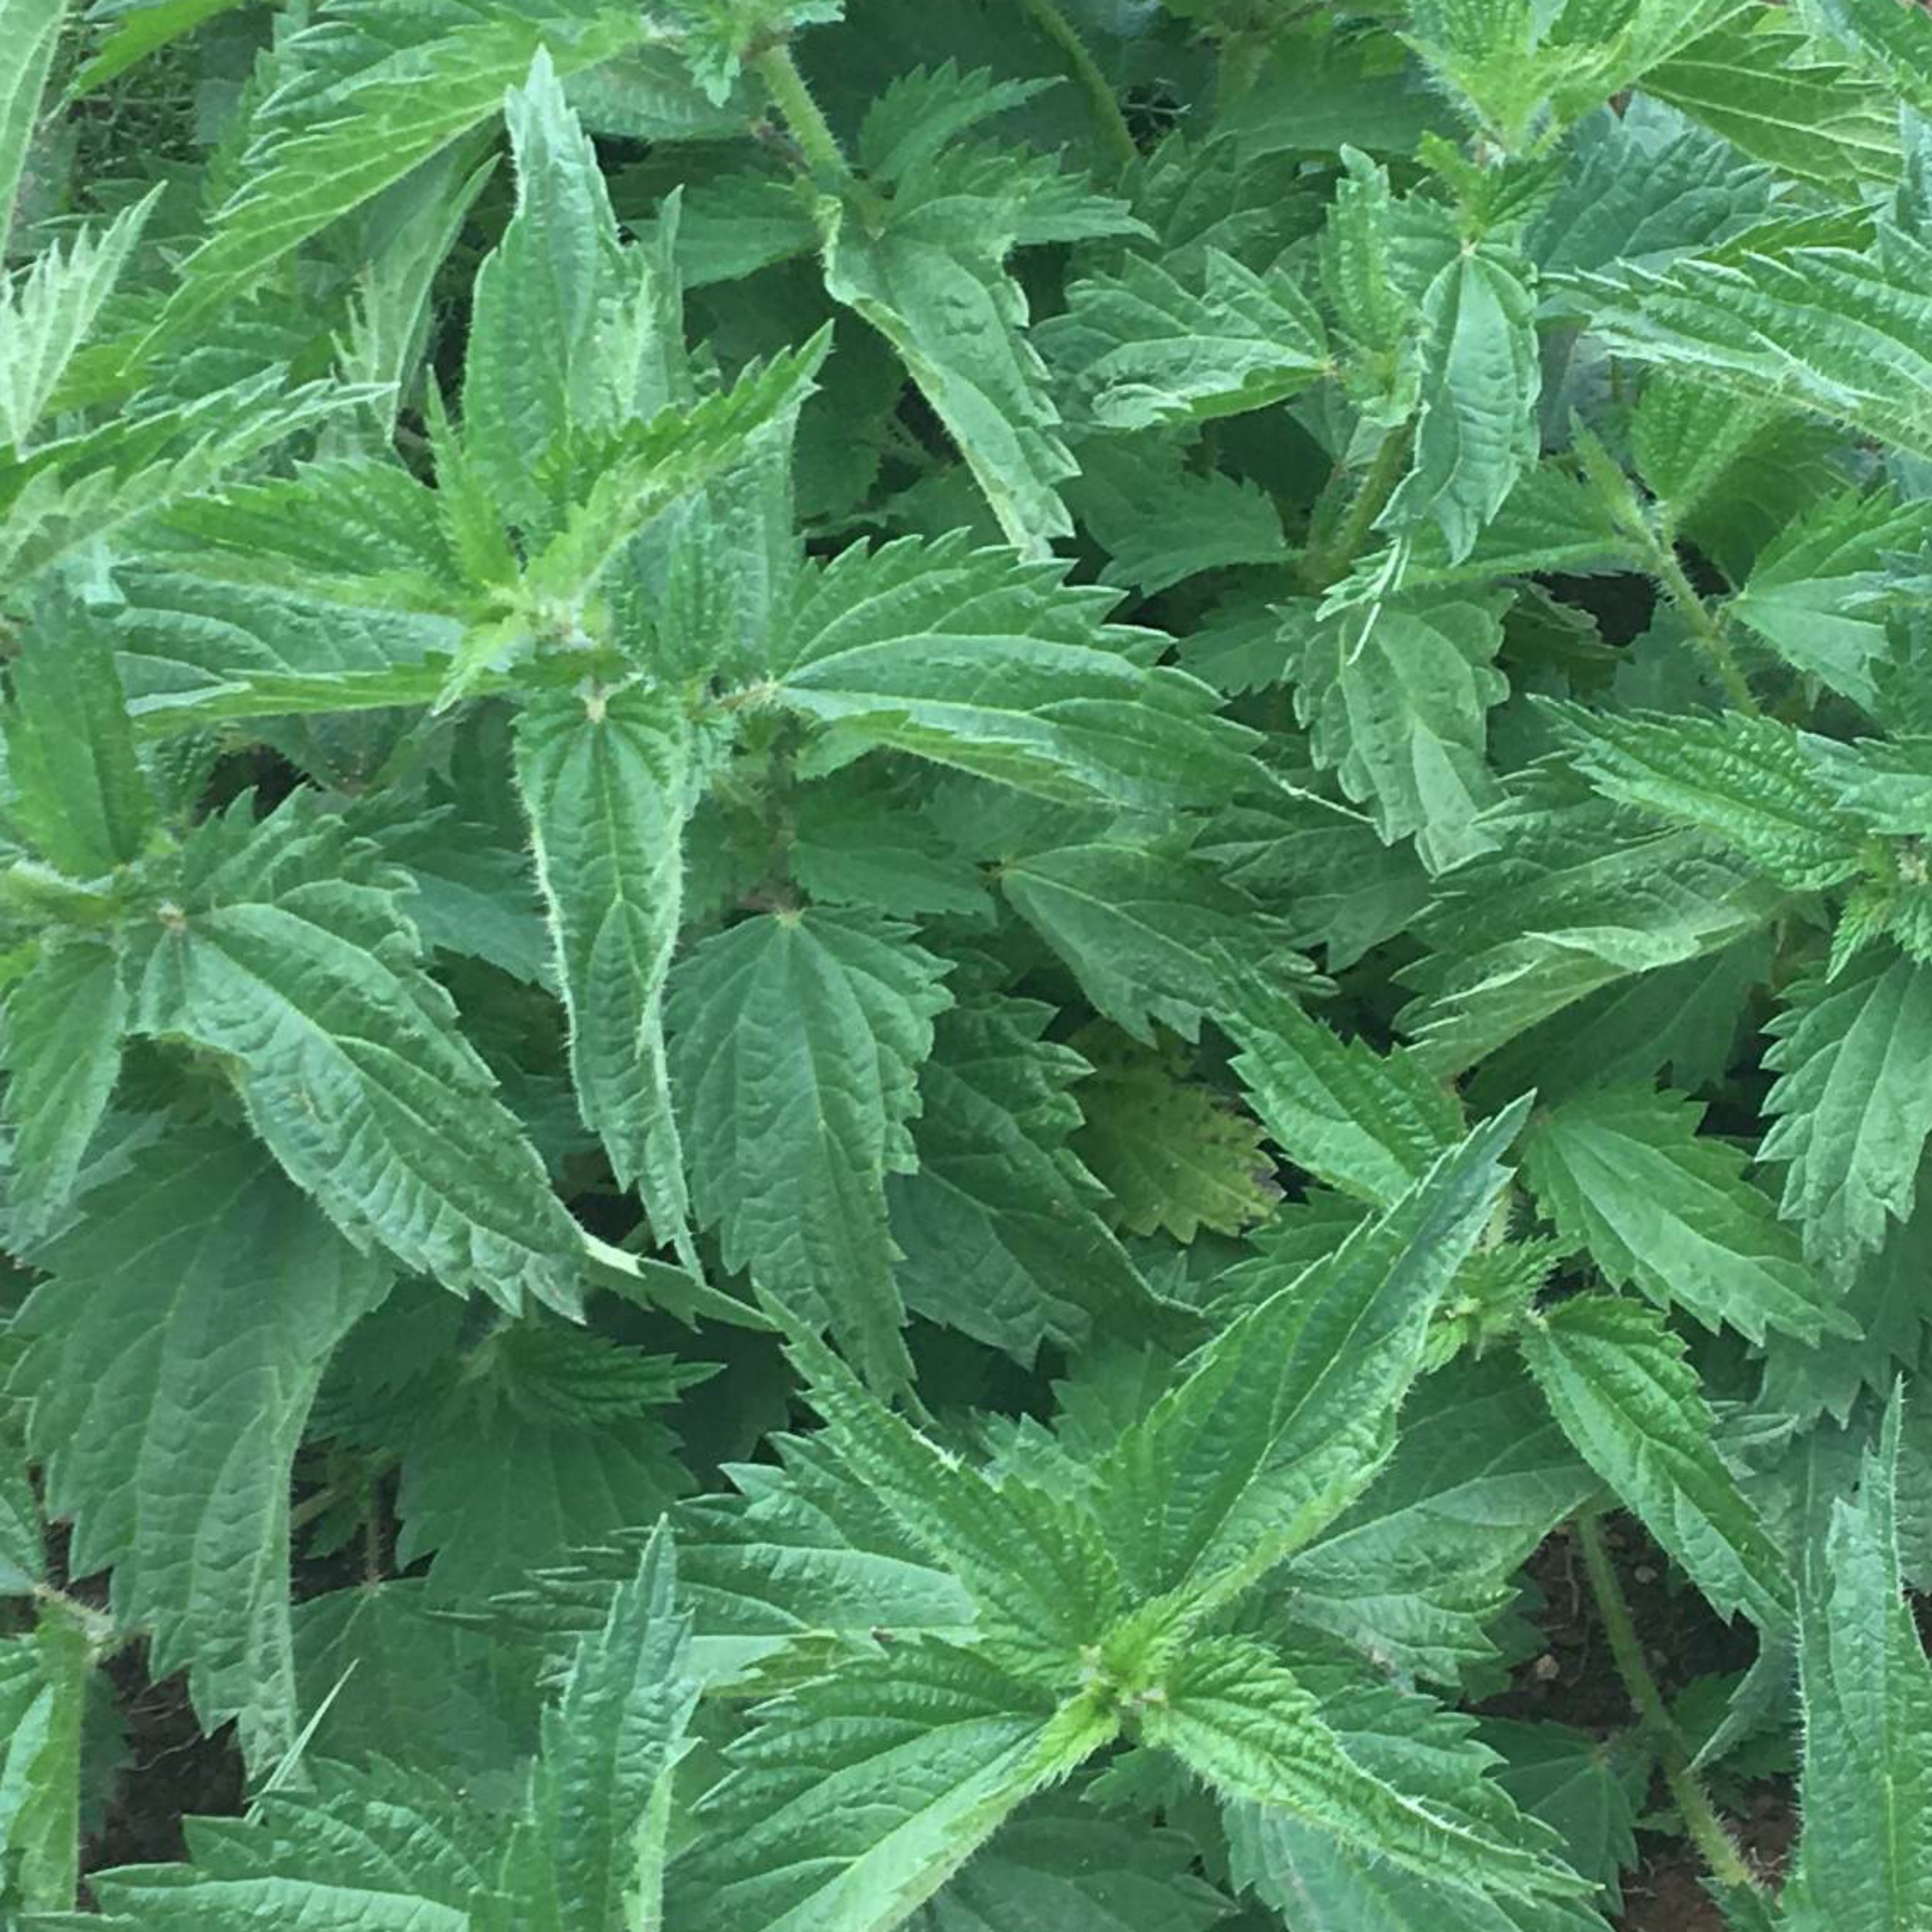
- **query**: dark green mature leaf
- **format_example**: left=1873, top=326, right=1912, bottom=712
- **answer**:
left=1520, top=1295, right=1793, bottom=1628
left=667, top=908, right=952, bottom=1392
left=1095, top=1103, right=1528, bottom=1619
left=516, top=681, right=695, bottom=1253
left=17, top=1125, right=391, bottom=1764
left=125, top=800, right=589, bottom=1314
left=1524, top=1084, right=1851, bottom=1345
left=889, top=998, right=1173, bottom=1363
left=1761, top=947, right=1932, bottom=1278
left=1779, top=1396, right=1932, bottom=1932
left=4, top=591, right=155, bottom=878
left=0, top=940, right=126, bottom=1242
left=771, top=536, right=1259, bottom=809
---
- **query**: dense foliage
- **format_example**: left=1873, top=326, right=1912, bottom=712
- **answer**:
left=4, top=0, right=1932, bottom=1925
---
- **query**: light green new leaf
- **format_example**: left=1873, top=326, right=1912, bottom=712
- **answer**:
left=770, top=535, right=1259, bottom=809
left=462, top=50, right=634, bottom=534
left=516, top=681, right=694, bottom=1254
left=4, top=591, right=156, bottom=879
left=0, top=192, right=156, bottom=451
left=0, top=0, right=62, bottom=266
left=1780, top=1396, right=1932, bottom=1932
left=1542, top=704, right=1865, bottom=891
left=1039, top=247, right=1329, bottom=432
left=669, top=1640, right=1115, bottom=1932
left=148, top=0, right=647, bottom=347
left=1643, top=7, right=1898, bottom=187
left=0, top=939, right=125, bottom=1243
left=127, top=800, right=588, bottom=1314
left=1761, top=947, right=1932, bottom=1278
left=1284, top=1353, right=1600, bottom=1685
left=1096, top=1103, right=1528, bottom=1617
left=1524, top=1084, right=1851, bottom=1345
left=889, top=998, right=1174, bottom=1365
left=1145, top=1637, right=1587, bottom=1906
left=535, top=1525, right=699, bottom=1932
left=1291, top=593, right=1510, bottom=873
left=16, top=1125, right=391, bottom=1766
left=1520, top=1295, right=1793, bottom=1628
left=666, top=908, right=951, bottom=1391
left=1378, top=247, right=1541, bottom=565
left=999, top=841, right=1308, bottom=1044
left=1219, top=957, right=1460, bottom=1208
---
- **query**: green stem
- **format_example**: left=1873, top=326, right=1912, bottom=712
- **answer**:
left=1013, top=0, right=1138, bottom=174
left=1576, top=1514, right=1761, bottom=1896
left=1300, top=424, right=1413, bottom=593
left=751, top=42, right=849, bottom=181
left=1645, top=536, right=1758, bottom=715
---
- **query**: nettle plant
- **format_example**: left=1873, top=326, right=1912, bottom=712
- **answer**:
left=4, top=0, right=1932, bottom=1925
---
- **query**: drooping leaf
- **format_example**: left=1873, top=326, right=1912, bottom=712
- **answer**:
left=16, top=1125, right=391, bottom=1764
left=1523, top=1083, right=1851, bottom=1344
left=515, top=681, right=695, bottom=1253
left=1519, top=1295, right=1793, bottom=1629
left=666, top=908, right=952, bottom=1392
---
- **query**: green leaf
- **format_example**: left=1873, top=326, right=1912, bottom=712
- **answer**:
left=0, top=1606, right=88, bottom=1912
left=0, top=0, right=62, bottom=266
left=1566, top=229, right=1932, bottom=465
left=1541, top=703, right=1865, bottom=891
left=149, top=1, right=648, bottom=347
left=1290, top=593, right=1510, bottom=873
left=126, top=799, right=588, bottom=1314
left=4, top=589, right=156, bottom=878
left=1284, top=1352, right=1600, bottom=1685
left=1040, top=248, right=1328, bottom=432
left=1223, top=1667, right=1610, bottom=1932
left=889, top=997, right=1177, bottom=1364
left=1760, top=947, right=1932, bottom=1278
left=516, top=681, right=694, bottom=1253
left=1377, top=246, right=1540, bottom=565
left=668, top=1640, right=1114, bottom=1932
left=0, top=940, right=126, bottom=1243
left=789, top=774, right=989, bottom=920
left=999, top=841, right=1309, bottom=1044
left=396, top=1320, right=695, bottom=1602
left=1481, top=1719, right=1645, bottom=1908
left=1523, top=1083, right=1852, bottom=1345
left=1095, top=1103, right=1528, bottom=1618
left=1780, top=1395, right=1932, bottom=1932
left=1642, top=7, right=1898, bottom=187
left=770, top=535, right=1259, bottom=809
left=534, top=1525, right=699, bottom=1932
left=1219, top=957, right=1461, bottom=1209
left=1401, top=769, right=1788, bottom=1074
left=1144, top=1636, right=1586, bottom=1906
left=16, top=1125, right=390, bottom=1764
left=1519, top=1295, right=1793, bottom=1628
left=1071, top=1030, right=1279, bottom=1245
left=666, top=908, right=952, bottom=1392
left=821, top=175, right=1073, bottom=557
left=906, top=1799, right=1230, bottom=1932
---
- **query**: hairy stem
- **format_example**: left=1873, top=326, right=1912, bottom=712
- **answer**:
left=1576, top=1514, right=1761, bottom=1895
left=1300, top=424, right=1413, bottom=593
left=1013, top=0, right=1138, bottom=174
left=752, top=42, right=849, bottom=179
left=1646, top=538, right=1759, bottom=715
